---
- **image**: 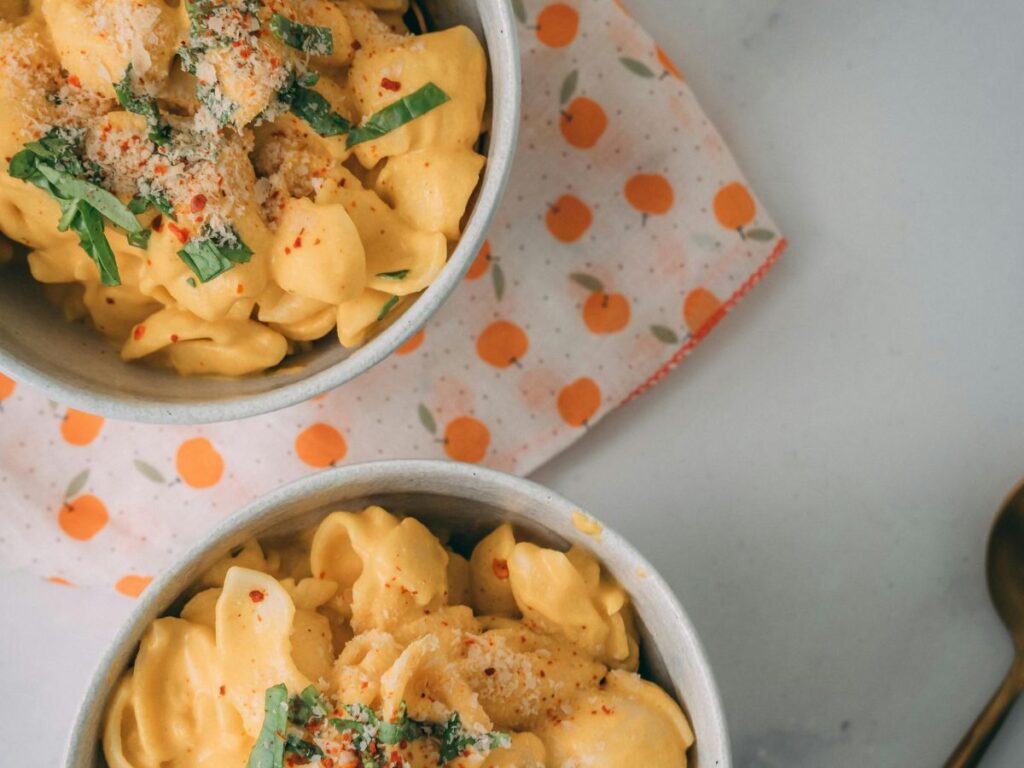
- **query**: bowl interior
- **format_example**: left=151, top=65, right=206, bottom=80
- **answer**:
left=0, top=0, right=520, bottom=424
left=65, top=462, right=729, bottom=768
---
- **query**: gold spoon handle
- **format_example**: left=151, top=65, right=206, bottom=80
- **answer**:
left=945, top=658, right=1024, bottom=768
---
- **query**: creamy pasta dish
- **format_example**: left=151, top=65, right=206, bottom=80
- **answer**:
left=103, top=507, right=695, bottom=767
left=0, top=0, right=487, bottom=376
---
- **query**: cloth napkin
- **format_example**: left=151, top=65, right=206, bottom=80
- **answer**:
left=0, top=0, right=785, bottom=592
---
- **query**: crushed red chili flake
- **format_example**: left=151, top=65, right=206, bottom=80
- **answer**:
left=133, top=325, right=146, bottom=341
left=249, top=590, right=265, bottom=603
left=219, top=685, right=226, bottom=695
left=105, top=297, right=115, bottom=305
left=151, top=214, right=163, bottom=232
left=170, top=334, right=179, bottom=343
left=67, top=74, right=81, bottom=88
left=294, top=236, right=302, bottom=248
left=191, top=194, right=207, bottom=213
left=492, top=558, right=510, bottom=580
left=484, top=667, right=496, bottom=676
left=381, top=77, right=401, bottom=91
left=167, top=222, right=190, bottom=244
left=351, top=40, right=362, bottom=50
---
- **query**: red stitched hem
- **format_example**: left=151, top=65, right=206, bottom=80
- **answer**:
left=622, top=237, right=788, bottom=405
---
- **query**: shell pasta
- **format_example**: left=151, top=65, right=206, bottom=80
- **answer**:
left=0, top=0, right=487, bottom=376
left=103, top=507, right=695, bottom=767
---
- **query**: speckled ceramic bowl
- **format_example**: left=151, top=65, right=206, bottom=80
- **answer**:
left=0, top=0, right=520, bottom=424
left=64, top=461, right=730, bottom=768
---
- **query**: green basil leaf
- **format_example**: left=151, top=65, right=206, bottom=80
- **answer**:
left=436, top=712, right=511, bottom=764
left=177, top=224, right=253, bottom=282
left=129, top=192, right=176, bottom=219
left=269, top=12, right=333, bottom=55
left=283, top=734, right=323, bottom=759
left=73, top=203, right=121, bottom=287
left=8, top=149, right=37, bottom=180
left=128, top=229, right=152, bottom=249
left=288, top=685, right=329, bottom=726
left=114, top=65, right=160, bottom=122
left=285, top=83, right=351, bottom=137
left=347, top=82, right=450, bottom=148
left=246, top=684, right=288, bottom=768
left=377, top=703, right=420, bottom=745
left=376, top=269, right=409, bottom=280
left=35, top=165, right=142, bottom=234
left=377, top=295, right=399, bottom=322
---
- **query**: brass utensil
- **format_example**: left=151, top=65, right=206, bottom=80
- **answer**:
left=945, top=480, right=1024, bottom=767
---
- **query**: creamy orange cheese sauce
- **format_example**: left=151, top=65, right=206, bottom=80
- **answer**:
left=103, top=506, right=695, bottom=767
left=0, top=0, right=486, bottom=376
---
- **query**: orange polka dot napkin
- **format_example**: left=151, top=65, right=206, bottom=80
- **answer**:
left=0, top=0, right=785, bottom=590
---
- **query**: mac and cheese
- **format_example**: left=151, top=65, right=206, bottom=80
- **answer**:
left=103, top=507, right=695, bottom=766
left=0, top=0, right=487, bottom=376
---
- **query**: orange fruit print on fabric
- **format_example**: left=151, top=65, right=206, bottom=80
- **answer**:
left=296, top=423, right=347, bottom=468
left=176, top=438, right=225, bottom=489
left=583, top=292, right=631, bottom=334
left=713, top=182, right=757, bottom=232
left=61, top=408, right=104, bottom=446
left=558, top=378, right=601, bottom=427
left=560, top=97, right=608, bottom=149
left=684, top=288, right=724, bottom=335
left=477, top=321, right=529, bottom=368
left=0, top=372, right=14, bottom=401
left=625, top=174, right=675, bottom=216
left=536, top=3, right=579, bottom=48
left=465, top=240, right=492, bottom=280
left=58, top=494, right=108, bottom=541
left=396, top=328, right=425, bottom=355
left=546, top=195, right=592, bottom=243
left=115, top=574, right=152, bottom=598
left=444, top=417, right=491, bottom=463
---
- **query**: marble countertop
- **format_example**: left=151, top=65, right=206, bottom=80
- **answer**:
left=3, top=1, right=1024, bottom=766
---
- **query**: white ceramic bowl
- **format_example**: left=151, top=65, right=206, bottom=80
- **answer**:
left=64, top=460, right=730, bottom=767
left=0, top=0, right=520, bottom=424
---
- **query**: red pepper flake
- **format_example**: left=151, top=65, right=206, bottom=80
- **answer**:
left=293, top=236, right=302, bottom=248
left=219, top=685, right=226, bottom=695
left=351, top=40, right=362, bottom=51
left=191, top=194, right=207, bottom=213
left=170, top=334, right=179, bottom=343
left=236, top=283, right=244, bottom=294
left=133, top=325, right=146, bottom=341
left=153, top=165, right=168, bottom=175
left=151, top=214, right=163, bottom=232
left=167, top=222, right=190, bottom=244
left=105, top=297, right=115, bottom=305
left=484, top=667, right=496, bottom=676
left=492, top=558, right=509, bottom=580
left=284, top=246, right=292, bottom=255
left=314, top=238, right=322, bottom=245
left=249, top=590, right=265, bottom=603
left=381, top=77, right=401, bottom=91
left=601, top=705, right=615, bottom=715
left=68, top=74, right=82, bottom=88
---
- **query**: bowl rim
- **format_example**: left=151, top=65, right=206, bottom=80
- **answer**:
left=63, top=459, right=731, bottom=768
left=0, top=0, right=522, bottom=425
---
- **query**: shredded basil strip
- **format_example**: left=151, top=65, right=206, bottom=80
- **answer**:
left=377, top=295, right=400, bottom=322
left=376, top=269, right=410, bottom=280
left=247, top=684, right=288, bottom=768
left=435, top=711, right=512, bottom=764
left=281, top=77, right=351, bottom=137
left=177, top=224, right=253, bottom=283
left=8, top=131, right=146, bottom=285
left=128, top=192, right=176, bottom=220
left=347, top=83, right=451, bottom=148
left=288, top=684, right=330, bottom=726
left=114, top=65, right=172, bottom=145
left=284, top=734, right=323, bottom=759
left=269, top=13, right=333, bottom=55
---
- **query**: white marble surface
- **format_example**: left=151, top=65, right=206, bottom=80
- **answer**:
left=3, top=1, right=1024, bottom=766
